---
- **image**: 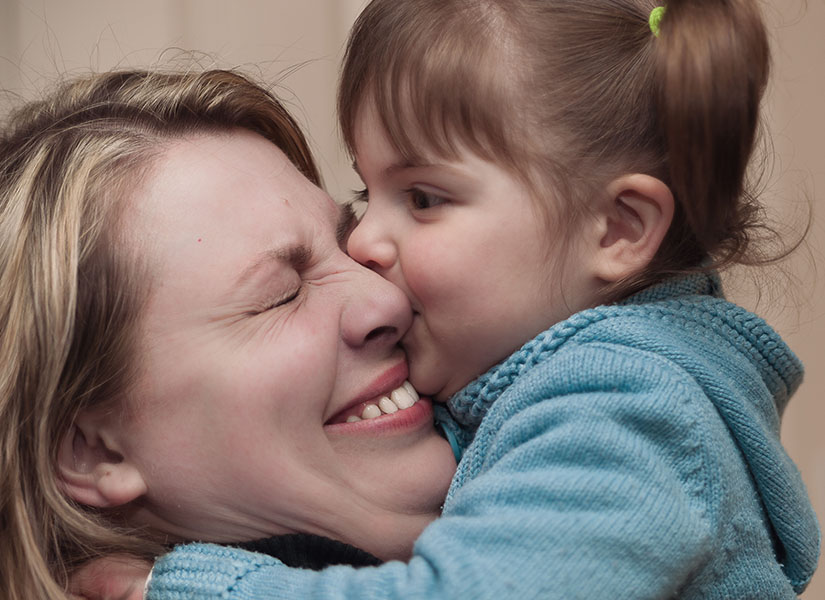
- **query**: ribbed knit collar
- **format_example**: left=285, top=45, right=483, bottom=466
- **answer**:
left=447, top=272, right=801, bottom=428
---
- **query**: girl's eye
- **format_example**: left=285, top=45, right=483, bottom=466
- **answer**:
left=407, top=188, right=447, bottom=210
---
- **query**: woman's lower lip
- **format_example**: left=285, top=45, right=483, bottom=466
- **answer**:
left=324, top=398, right=434, bottom=436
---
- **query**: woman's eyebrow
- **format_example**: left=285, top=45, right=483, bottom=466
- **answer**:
left=336, top=203, right=357, bottom=246
left=235, top=245, right=312, bottom=287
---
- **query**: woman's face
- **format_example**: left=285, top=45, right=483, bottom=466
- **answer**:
left=111, top=130, right=455, bottom=559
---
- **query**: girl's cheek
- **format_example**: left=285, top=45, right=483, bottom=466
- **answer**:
left=404, top=239, right=455, bottom=299
left=408, top=267, right=445, bottom=306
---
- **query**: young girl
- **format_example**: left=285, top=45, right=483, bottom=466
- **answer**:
left=93, top=1, right=820, bottom=598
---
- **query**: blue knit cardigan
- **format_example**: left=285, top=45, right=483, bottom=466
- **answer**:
left=147, top=273, right=820, bottom=599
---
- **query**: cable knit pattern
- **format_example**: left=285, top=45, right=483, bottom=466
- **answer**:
left=149, top=273, right=819, bottom=600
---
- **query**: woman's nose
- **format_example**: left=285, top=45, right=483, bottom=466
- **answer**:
left=341, top=262, right=412, bottom=349
left=346, top=209, right=397, bottom=273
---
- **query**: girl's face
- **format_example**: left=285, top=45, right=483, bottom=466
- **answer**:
left=105, top=130, right=455, bottom=559
left=348, top=103, right=598, bottom=401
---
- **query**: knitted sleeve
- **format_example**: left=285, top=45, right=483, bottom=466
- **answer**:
left=148, top=344, right=721, bottom=600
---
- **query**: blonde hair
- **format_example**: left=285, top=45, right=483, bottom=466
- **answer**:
left=0, top=69, right=320, bottom=599
left=339, top=0, right=781, bottom=300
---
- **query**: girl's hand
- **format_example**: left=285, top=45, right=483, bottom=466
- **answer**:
left=68, top=555, right=152, bottom=600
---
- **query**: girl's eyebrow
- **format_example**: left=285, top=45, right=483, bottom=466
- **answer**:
left=352, top=159, right=448, bottom=177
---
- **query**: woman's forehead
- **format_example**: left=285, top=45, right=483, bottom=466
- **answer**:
left=137, top=133, right=323, bottom=226
left=127, top=131, right=336, bottom=282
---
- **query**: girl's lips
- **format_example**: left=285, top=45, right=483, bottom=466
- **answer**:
left=324, top=398, right=434, bottom=435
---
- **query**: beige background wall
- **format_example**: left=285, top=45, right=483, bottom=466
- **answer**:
left=2, top=0, right=822, bottom=596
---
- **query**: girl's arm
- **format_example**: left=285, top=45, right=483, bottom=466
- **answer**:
left=147, top=346, right=726, bottom=600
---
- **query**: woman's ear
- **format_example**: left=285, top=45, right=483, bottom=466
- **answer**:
left=57, top=413, right=147, bottom=508
left=591, top=174, right=674, bottom=283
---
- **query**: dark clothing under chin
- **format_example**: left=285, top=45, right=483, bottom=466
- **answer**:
left=235, top=534, right=383, bottom=571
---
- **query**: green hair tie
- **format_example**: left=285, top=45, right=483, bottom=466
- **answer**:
left=649, top=5, right=666, bottom=37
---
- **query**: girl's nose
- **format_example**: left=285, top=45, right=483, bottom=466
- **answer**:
left=346, top=210, right=398, bottom=273
left=340, top=260, right=412, bottom=349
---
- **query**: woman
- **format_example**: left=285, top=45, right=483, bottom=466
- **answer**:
left=0, top=69, right=456, bottom=600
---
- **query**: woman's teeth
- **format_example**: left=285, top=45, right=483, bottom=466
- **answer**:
left=346, top=381, right=420, bottom=422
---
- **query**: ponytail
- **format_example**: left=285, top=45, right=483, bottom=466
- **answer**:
left=655, top=0, right=770, bottom=268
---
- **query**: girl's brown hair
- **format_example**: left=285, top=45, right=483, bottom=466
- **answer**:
left=0, top=68, right=319, bottom=600
left=338, top=0, right=778, bottom=299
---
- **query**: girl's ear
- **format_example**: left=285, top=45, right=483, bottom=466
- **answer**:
left=57, top=413, right=147, bottom=508
left=591, top=174, right=674, bottom=283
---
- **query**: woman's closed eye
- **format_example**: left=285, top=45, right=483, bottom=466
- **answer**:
left=252, top=288, right=301, bottom=315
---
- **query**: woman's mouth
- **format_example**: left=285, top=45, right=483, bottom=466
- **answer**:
left=326, top=381, right=420, bottom=425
